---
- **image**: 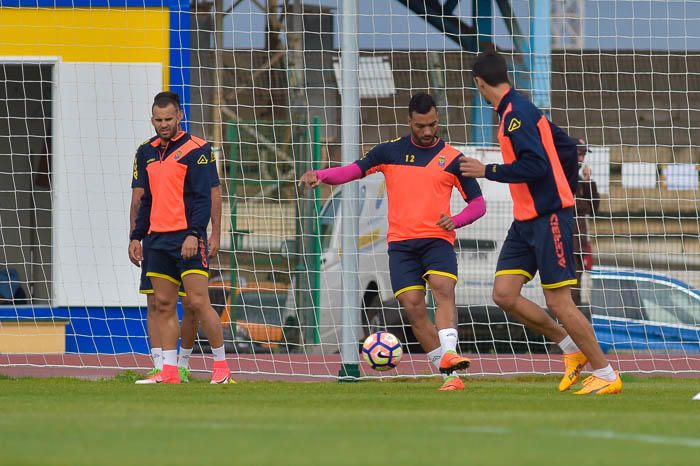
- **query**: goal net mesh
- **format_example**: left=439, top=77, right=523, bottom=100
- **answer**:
left=1, top=0, right=699, bottom=378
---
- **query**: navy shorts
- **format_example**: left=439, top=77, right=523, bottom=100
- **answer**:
left=139, top=236, right=153, bottom=294
left=145, top=237, right=209, bottom=290
left=388, top=238, right=458, bottom=297
left=140, top=237, right=188, bottom=297
left=496, top=208, right=577, bottom=289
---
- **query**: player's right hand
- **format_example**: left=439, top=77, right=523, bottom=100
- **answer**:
left=459, top=157, right=486, bottom=178
left=181, top=235, right=198, bottom=260
left=128, top=240, right=143, bottom=266
left=582, top=165, right=592, bottom=181
left=299, top=170, right=322, bottom=188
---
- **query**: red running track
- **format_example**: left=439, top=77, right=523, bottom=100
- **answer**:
left=2, top=353, right=700, bottom=380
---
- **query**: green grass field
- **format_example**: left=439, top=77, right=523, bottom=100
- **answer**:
left=1, top=374, right=699, bottom=466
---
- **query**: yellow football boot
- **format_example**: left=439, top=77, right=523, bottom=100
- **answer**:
left=573, top=372, right=623, bottom=395
left=559, top=351, right=588, bottom=392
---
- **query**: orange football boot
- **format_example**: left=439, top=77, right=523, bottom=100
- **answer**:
left=439, top=375, right=465, bottom=391
left=439, top=350, right=471, bottom=374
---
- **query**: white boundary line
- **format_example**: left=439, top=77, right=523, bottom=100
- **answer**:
left=443, top=426, right=700, bottom=448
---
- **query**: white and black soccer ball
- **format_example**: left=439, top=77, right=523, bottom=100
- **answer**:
left=362, top=331, right=403, bottom=371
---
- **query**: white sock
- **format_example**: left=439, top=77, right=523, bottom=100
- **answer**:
left=438, top=328, right=458, bottom=354
left=427, top=347, right=442, bottom=371
left=592, top=364, right=617, bottom=382
left=151, top=347, right=163, bottom=370
left=211, top=344, right=226, bottom=362
left=162, top=349, right=178, bottom=367
left=178, top=347, right=193, bottom=369
left=427, top=347, right=450, bottom=380
left=557, top=335, right=580, bottom=354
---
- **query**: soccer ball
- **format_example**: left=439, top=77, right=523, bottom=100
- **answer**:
left=362, top=331, right=403, bottom=371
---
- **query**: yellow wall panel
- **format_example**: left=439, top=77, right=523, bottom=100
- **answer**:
left=0, top=8, right=169, bottom=86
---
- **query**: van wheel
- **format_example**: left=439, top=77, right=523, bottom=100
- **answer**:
left=283, top=318, right=302, bottom=353
left=222, top=323, right=236, bottom=353
left=362, top=294, right=386, bottom=339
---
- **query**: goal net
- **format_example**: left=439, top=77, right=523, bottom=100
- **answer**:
left=1, top=0, right=699, bottom=379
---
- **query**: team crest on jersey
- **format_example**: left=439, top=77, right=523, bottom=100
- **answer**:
left=174, top=151, right=183, bottom=160
left=438, top=155, right=446, bottom=167
left=197, top=155, right=208, bottom=165
left=507, top=118, right=521, bottom=132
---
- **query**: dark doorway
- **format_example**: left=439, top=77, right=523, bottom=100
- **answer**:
left=0, top=63, right=52, bottom=305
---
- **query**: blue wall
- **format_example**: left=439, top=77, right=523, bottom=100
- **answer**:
left=0, top=306, right=186, bottom=354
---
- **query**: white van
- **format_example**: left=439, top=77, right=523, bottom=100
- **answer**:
left=286, top=147, right=549, bottom=354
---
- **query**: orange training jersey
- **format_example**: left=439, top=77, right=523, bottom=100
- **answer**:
left=355, top=136, right=482, bottom=244
left=484, top=88, right=574, bottom=221
left=130, top=131, right=213, bottom=242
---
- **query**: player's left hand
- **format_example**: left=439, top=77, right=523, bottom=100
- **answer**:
left=436, top=213, right=455, bottom=231
left=181, top=235, right=198, bottom=260
left=459, top=157, right=486, bottom=178
left=208, top=233, right=220, bottom=258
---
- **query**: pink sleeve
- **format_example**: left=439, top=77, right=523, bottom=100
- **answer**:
left=451, top=196, right=486, bottom=228
left=316, top=163, right=363, bottom=185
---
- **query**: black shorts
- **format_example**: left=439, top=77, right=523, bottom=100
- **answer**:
left=145, top=237, right=209, bottom=289
left=139, top=237, right=187, bottom=297
left=496, top=208, right=577, bottom=289
left=388, top=238, right=457, bottom=297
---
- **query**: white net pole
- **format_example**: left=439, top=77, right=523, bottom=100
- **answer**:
left=338, top=0, right=361, bottom=379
